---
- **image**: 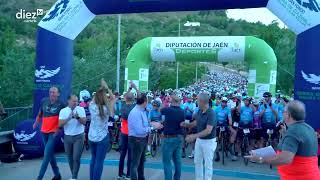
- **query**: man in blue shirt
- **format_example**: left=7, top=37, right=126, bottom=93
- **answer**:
left=128, top=94, right=163, bottom=180
left=214, top=97, right=237, bottom=161
left=259, top=92, right=279, bottom=145
left=146, top=100, right=162, bottom=156
left=239, top=97, right=254, bottom=127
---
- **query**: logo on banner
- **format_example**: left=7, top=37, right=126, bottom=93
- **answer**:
left=295, top=0, right=320, bottom=12
left=42, top=0, right=70, bottom=22
left=301, top=71, right=320, bottom=85
left=35, top=66, right=60, bottom=80
left=15, top=9, right=45, bottom=23
left=14, top=131, right=36, bottom=142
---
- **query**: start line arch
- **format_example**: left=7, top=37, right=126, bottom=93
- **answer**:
left=33, top=0, right=320, bottom=129
left=124, top=36, right=277, bottom=98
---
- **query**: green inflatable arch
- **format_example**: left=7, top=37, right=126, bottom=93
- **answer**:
left=124, top=36, right=277, bottom=97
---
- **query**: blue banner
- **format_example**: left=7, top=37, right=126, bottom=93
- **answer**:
left=83, top=0, right=268, bottom=15
left=33, top=27, right=73, bottom=117
left=295, top=25, right=320, bottom=129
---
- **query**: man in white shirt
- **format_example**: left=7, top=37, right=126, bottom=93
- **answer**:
left=59, top=95, right=86, bottom=180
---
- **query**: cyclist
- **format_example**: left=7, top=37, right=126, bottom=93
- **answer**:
left=79, top=85, right=91, bottom=102
left=183, top=95, right=196, bottom=158
left=252, top=99, right=262, bottom=148
left=215, top=97, right=237, bottom=161
left=79, top=96, right=92, bottom=150
left=146, top=100, right=162, bottom=156
left=236, top=96, right=254, bottom=153
left=274, top=92, right=285, bottom=122
left=259, top=92, right=279, bottom=148
left=146, top=93, right=154, bottom=114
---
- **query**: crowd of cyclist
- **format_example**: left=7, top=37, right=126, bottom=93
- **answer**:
left=78, top=70, right=293, bottom=165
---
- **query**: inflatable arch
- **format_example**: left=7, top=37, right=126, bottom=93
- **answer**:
left=124, top=36, right=277, bottom=97
left=32, top=0, right=320, bottom=129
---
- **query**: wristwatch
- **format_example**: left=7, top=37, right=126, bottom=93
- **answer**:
left=258, top=157, right=263, bottom=164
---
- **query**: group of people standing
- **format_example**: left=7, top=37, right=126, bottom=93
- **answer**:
left=31, top=78, right=320, bottom=180
left=33, top=79, right=116, bottom=180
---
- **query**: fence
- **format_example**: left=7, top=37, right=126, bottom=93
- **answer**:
left=0, top=106, right=33, bottom=132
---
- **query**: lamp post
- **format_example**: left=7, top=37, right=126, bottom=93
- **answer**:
left=116, top=14, right=121, bottom=92
left=176, top=20, right=201, bottom=88
left=184, top=21, right=201, bottom=83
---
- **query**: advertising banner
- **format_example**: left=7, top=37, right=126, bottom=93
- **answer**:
left=38, top=0, right=95, bottom=40
left=150, top=36, right=245, bottom=63
left=267, top=0, right=320, bottom=34
left=295, top=25, right=320, bottom=128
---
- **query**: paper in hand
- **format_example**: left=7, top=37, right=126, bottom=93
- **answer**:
left=251, top=146, right=276, bottom=159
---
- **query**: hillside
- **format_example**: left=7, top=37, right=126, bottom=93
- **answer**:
left=0, top=0, right=296, bottom=107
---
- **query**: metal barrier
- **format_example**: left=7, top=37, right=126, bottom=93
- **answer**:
left=0, top=106, right=33, bottom=132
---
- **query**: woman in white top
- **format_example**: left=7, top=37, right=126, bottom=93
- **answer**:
left=88, top=79, right=116, bottom=180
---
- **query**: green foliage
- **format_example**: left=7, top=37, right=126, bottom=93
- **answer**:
left=0, top=1, right=296, bottom=107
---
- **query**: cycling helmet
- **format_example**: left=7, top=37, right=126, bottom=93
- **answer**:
left=152, top=100, right=161, bottom=107
left=83, top=96, right=91, bottom=103
left=263, top=92, right=272, bottom=98
left=252, top=99, right=259, bottom=105
left=221, top=97, right=228, bottom=102
left=147, top=93, right=154, bottom=98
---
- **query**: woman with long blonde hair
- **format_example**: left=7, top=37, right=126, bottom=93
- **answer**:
left=88, top=79, right=116, bottom=180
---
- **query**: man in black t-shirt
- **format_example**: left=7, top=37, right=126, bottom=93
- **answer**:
left=185, top=93, right=217, bottom=180
left=161, top=95, right=185, bottom=180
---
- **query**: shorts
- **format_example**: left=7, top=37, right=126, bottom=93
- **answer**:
left=260, top=123, right=277, bottom=140
left=237, top=123, right=253, bottom=140
left=216, top=126, right=230, bottom=138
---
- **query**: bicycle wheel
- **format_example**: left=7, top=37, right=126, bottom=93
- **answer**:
left=266, top=139, right=273, bottom=169
left=243, top=137, right=249, bottom=166
left=151, top=135, right=157, bottom=157
left=221, top=135, right=225, bottom=165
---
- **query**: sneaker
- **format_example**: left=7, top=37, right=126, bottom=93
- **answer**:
left=145, top=151, right=151, bottom=156
left=52, top=174, right=61, bottom=180
left=188, top=153, right=194, bottom=159
left=231, top=155, right=238, bottom=161
left=117, top=176, right=124, bottom=180
left=125, top=175, right=130, bottom=180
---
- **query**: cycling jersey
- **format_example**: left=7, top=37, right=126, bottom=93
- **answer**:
left=259, top=103, right=278, bottom=125
left=215, top=105, right=231, bottom=126
left=240, top=106, right=254, bottom=125
left=148, top=109, right=162, bottom=122
left=183, top=102, right=196, bottom=120
left=253, top=111, right=261, bottom=129
left=275, top=102, right=284, bottom=122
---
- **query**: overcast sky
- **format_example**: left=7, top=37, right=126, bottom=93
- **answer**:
left=227, top=8, right=286, bottom=28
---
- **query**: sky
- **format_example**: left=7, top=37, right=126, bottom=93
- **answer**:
left=227, top=8, right=286, bottom=28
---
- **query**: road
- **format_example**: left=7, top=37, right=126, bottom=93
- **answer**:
left=0, top=147, right=279, bottom=180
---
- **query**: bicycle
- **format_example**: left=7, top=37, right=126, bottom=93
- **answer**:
left=216, top=125, right=229, bottom=165
left=266, top=128, right=274, bottom=169
left=150, top=129, right=161, bottom=157
left=107, top=116, right=121, bottom=153
left=240, top=127, right=251, bottom=166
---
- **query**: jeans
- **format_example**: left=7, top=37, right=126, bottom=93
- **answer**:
left=64, top=134, right=84, bottom=179
left=194, top=138, right=217, bottom=180
left=118, top=133, right=131, bottom=177
left=37, top=133, right=60, bottom=180
left=129, top=136, right=147, bottom=180
left=89, top=135, right=109, bottom=180
left=162, top=136, right=182, bottom=180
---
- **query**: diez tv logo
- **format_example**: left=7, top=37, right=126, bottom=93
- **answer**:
left=16, top=9, right=45, bottom=23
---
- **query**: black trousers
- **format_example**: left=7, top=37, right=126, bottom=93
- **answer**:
left=129, top=136, right=147, bottom=180
left=118, top=133, right=131, bottom=176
